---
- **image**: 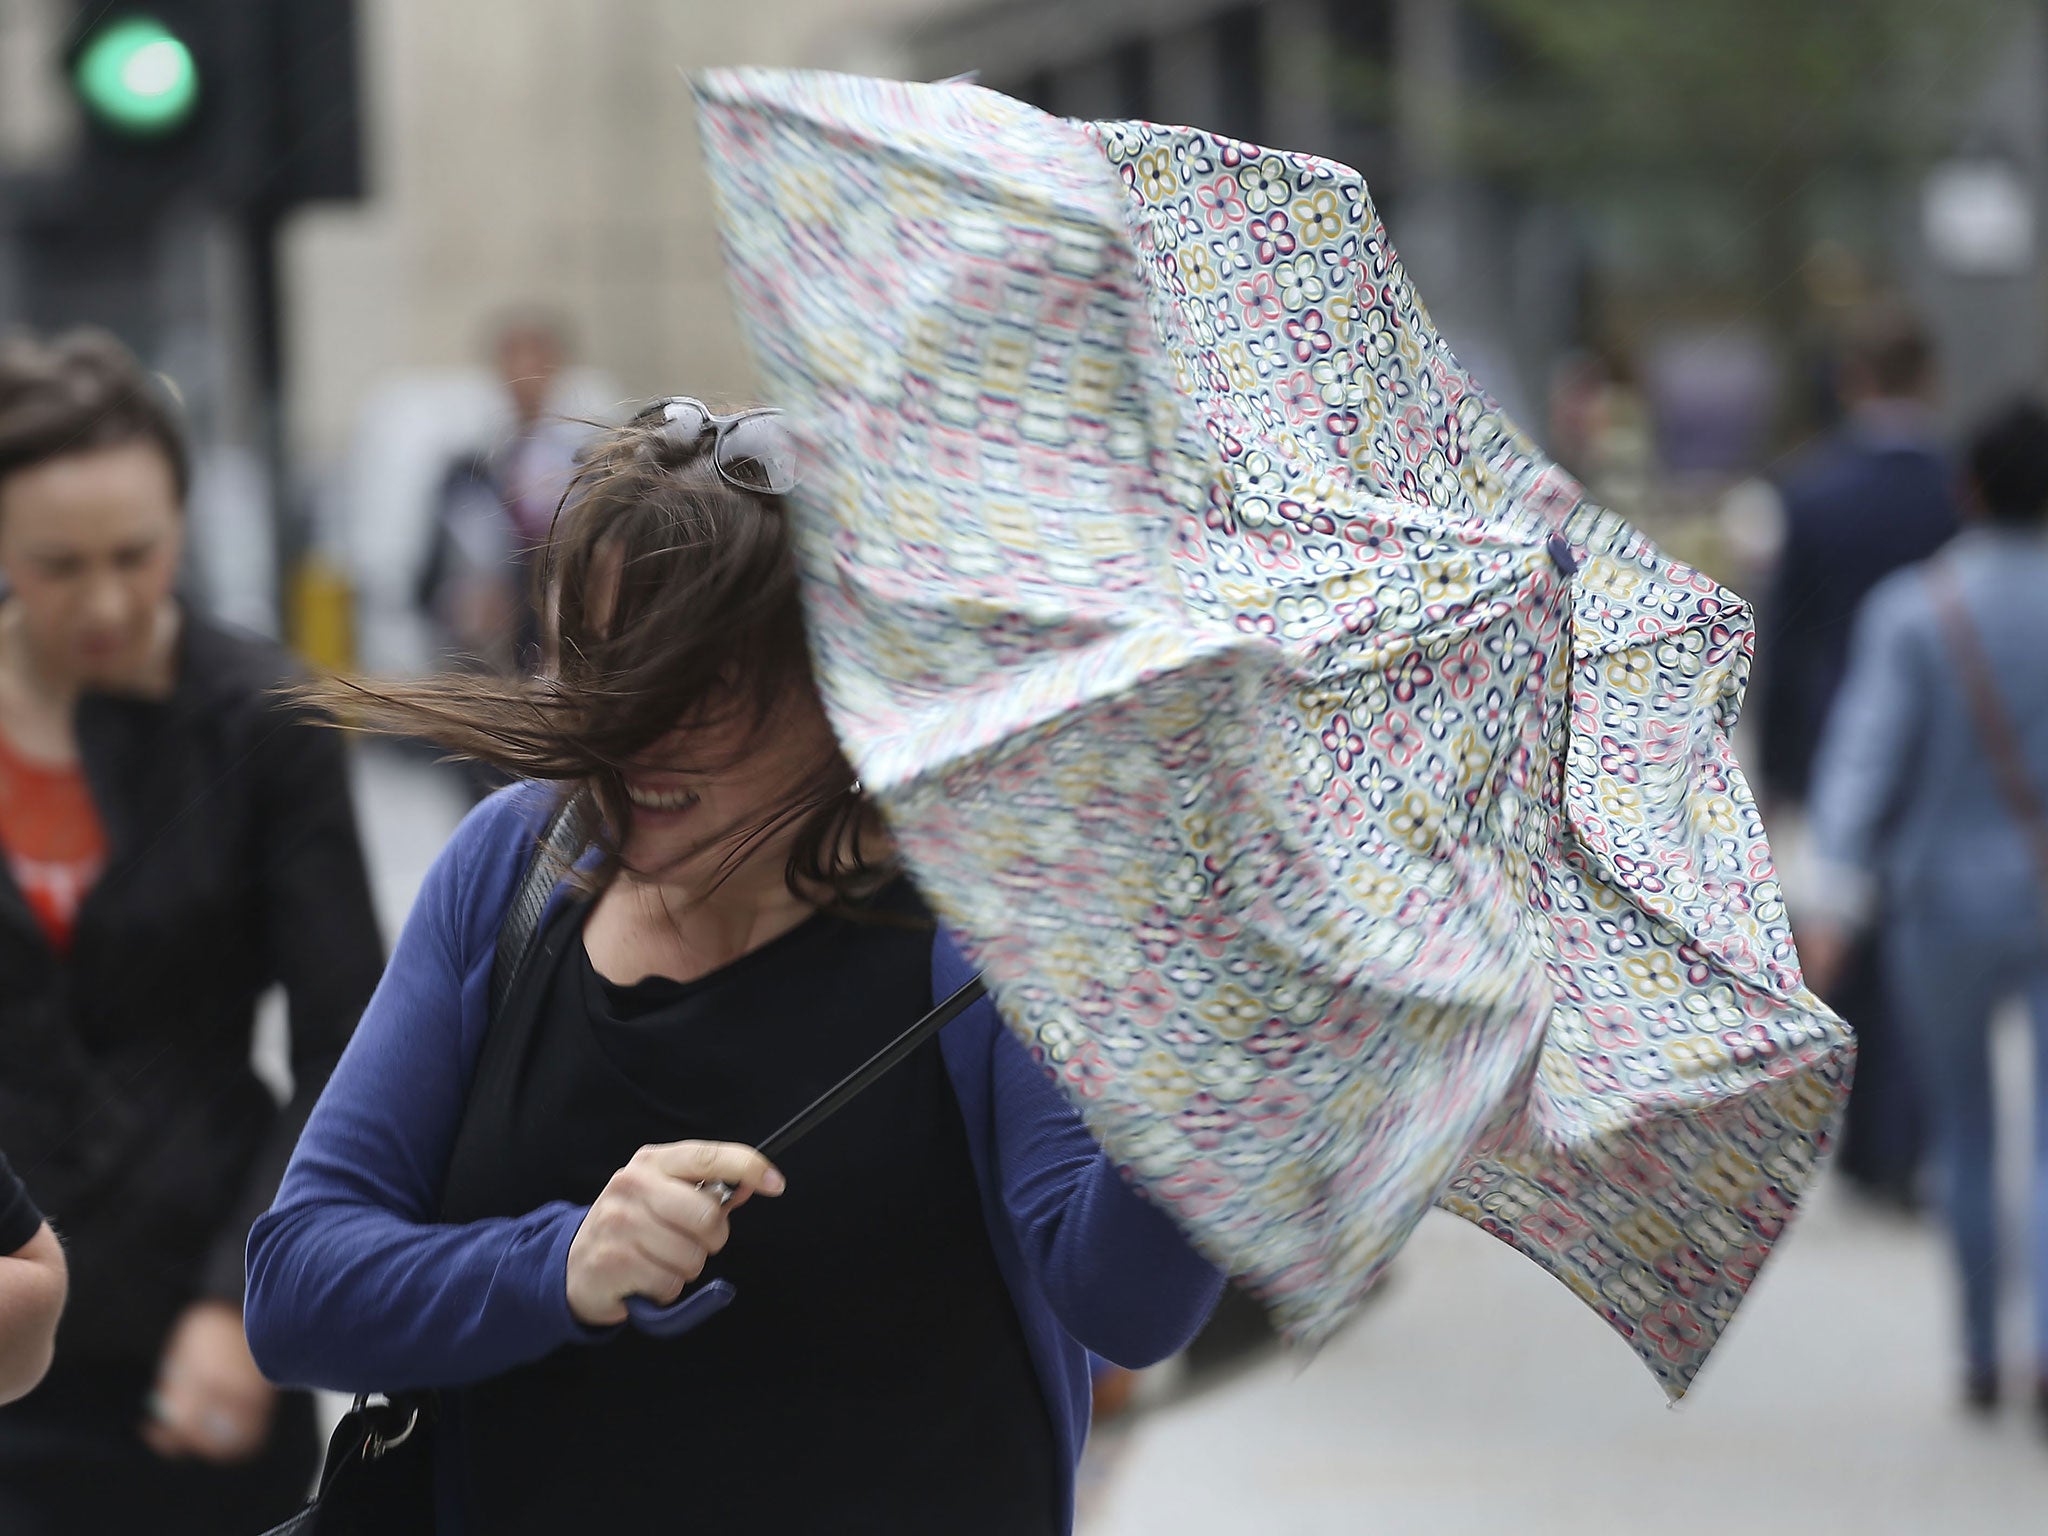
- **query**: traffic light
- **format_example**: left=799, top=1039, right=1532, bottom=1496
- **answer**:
left=52, top=2, right=361, bottom=224
left=71, top=15, right=202, bottom=140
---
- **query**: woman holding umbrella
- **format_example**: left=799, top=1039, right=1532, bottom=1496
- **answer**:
left=245, top=399, right=1224, bottom=1534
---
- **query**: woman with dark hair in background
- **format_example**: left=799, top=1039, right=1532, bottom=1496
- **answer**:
left=0, top=330, right=383, bottom=1532
left=246, top=400, right=1223, bottom=1534
left=1806, top=398, right=2048, bottom=1428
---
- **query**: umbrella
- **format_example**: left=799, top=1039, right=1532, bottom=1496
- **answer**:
left=692, top=68, right=1853, bottom=1399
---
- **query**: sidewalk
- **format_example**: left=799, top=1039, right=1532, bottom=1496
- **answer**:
left=1084, top=1182, right=2048, bottom=1535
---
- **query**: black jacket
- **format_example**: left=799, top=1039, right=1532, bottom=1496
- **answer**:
left=0, top=614, right=381, bottom=1364
left=1758, top=425, right=1958, bottom=805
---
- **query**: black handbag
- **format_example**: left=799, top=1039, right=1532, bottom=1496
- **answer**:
left=261, top=1394, right=435, bottom=1535
left=258, top=800, right=586, bottom=1535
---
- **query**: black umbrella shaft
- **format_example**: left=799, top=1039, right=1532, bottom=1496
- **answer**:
left=756, top=974, right=989, bottom=1161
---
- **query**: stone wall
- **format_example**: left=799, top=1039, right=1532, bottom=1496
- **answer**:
left=279, top=0, right=948, bottom=466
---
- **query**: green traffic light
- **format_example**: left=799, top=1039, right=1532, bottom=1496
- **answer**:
left=73, top=16, right=199, bottom=138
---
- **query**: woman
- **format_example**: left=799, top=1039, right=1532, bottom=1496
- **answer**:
left=246, top=399, right=1224, bottom=1533
left=0, top=330, right=383, bottom=1533
left=1805, top=398, right=2048, bottom=1423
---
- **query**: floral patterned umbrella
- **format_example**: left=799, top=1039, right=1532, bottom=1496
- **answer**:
left=693, top=68, right=1853, bottom=1398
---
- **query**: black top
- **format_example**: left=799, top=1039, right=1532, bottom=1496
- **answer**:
left=438, top=881, right=1061, bottom=1535
left=0, top=1151, right=42, bottom=1255
left=0, top=613, right=382, bottom=1366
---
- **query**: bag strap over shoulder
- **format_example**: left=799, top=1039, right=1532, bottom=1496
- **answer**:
left=261, top=796, right=590, bottom=1536
left=489, top=796, right=592, bottom=1021
left=1927, top=559, right=2048, bottom=897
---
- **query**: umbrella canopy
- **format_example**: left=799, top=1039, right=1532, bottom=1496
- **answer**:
left=693, top=68, right=1853, bottom=1399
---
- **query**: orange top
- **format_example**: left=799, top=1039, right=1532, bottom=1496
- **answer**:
left=0, top=731, right=107, bottom=952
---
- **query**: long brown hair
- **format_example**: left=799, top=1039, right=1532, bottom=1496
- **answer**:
left=322, top=409, right=887, bottom=902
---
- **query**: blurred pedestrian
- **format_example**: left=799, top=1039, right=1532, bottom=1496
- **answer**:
left=1547, top=346, right=1656, bottom=526
left=1804, top=397, right=2048, bottom=1423
left=0, top=1150, right=65, bottom=1405
left=419, top=311, right=593, bottom=678
left=246, top=399, right=1223, bottom=1534
left=0, top=330, right=383, bottom=1533
left=1760, top=305, right=1959, bottom=1206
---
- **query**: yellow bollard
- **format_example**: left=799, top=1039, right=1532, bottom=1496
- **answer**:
left=288, top=556, right=356, bottom=674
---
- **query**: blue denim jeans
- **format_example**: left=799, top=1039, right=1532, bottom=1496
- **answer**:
left=1886, top=910, right=2048, bottom=1377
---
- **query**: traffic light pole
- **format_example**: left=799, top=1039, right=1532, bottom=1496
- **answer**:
left=238, top=200, right=306, bottom=630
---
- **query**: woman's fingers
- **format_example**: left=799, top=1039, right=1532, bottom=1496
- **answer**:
left=571, top=1221, right=706, bottom=1317
left=141, top=1378, right=268, bottom=1464
left=639, top=1140, right=785, bottom=1200
left=141, top=1413, right=190, bottom=1460
left=626, top=1233, right=710, bottom=1304
left=142, top=1379, right=197, bottom=1458
left=636, top=1177, right=731, bottom=1253
left=565, top=1141, right=781, bottom=1327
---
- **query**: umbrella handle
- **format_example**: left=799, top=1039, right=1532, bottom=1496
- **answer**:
left=625, top=1279, right=735, bottom=1338
left=623, top=1181, right=740, bottom=1338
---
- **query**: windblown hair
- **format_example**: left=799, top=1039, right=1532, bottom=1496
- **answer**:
left=322, top=410, right=887, bottom=902
left=0, top=328, right=190, bottom=506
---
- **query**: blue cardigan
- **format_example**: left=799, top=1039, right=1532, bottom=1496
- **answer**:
left=245, top=784, right=1222, bottom=1530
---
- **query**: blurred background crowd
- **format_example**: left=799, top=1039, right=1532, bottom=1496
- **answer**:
left=5, top=0, right=2048, bottom=1530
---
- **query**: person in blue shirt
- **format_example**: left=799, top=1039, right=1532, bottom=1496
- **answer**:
left=245, top=399, right=1223, bottom=1534
left=1805, top=398, right=2048, bottom=1423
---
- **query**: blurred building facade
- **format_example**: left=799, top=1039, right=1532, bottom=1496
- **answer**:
left=278, top=0, right=918, bottom=470
left=277, top=0, right=1404, bottom=468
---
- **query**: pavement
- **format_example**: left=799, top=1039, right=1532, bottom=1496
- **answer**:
left=352, top=742, right=476, bottom=935
left=349, top=746, right=2048, bottom=1535
left=1080, top=1164, right=2048, bottom=1536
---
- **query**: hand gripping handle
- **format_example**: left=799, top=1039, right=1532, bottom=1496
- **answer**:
left=624, top=1181, right=737, bottom=1337
left=620, top=976, right=987, bottom=1338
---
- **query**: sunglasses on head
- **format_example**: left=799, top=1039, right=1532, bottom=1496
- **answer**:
left=635, top=396, right=801, bottom=497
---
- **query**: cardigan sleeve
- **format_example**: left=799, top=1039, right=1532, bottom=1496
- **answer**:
left=244, top=796, right=608, bottom=1393
left=987, top=1024, right=1224, bottom=1368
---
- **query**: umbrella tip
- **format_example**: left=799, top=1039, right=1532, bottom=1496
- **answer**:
left=1545, top=533, right=1580, bottom=579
